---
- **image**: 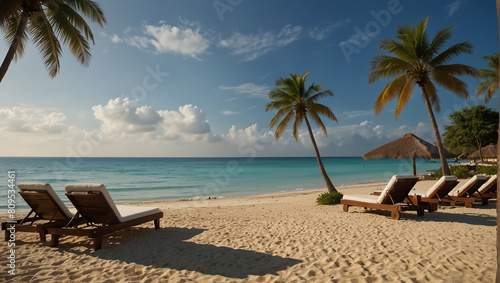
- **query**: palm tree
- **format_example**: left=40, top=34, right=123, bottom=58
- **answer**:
left=0, top=0, right=106, bottom=83
left=476, top=53, right=499, bottom=103
left=265, top=71, right=338, bottom=193
left=368, top=18, right=478, bottom=176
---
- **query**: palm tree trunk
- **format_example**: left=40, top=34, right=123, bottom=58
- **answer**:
left=495, top=1, right=500, bottom=282
left=0, top=5, right=30, bottom=83
left=304, top=117, right=337, bottom=193
left=420, top=87, right=451, bottom=176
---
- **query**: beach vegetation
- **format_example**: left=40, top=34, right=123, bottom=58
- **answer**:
left=368, top=17, right=479, bottom=176
left=266, top=71, right=338, bottom=193
left=434, top=165, right=469, bottom=179
left=443, top=105, right=498, bottom=161
left=316, top=192, right=343, bottom=205
left=477, top=165, right=498, bottom=176
left=0, top=0, right=107, bottom=83
left=476, top=53, right=499, bottom=103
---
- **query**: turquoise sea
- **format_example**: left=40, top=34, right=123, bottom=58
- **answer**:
left=0, top=157, right=456, bottom=212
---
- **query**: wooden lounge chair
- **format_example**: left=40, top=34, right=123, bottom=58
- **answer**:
left=473, top=175, right=497, bottom=199
left=341, top=175, right=425, bottom=220
left=46, top=184, right=163, bottom=250
left=1, top=183, right=76, bottom=242
left=406, top=176, right=459, bottom=212
left=448, top=175, right=488, bottom=208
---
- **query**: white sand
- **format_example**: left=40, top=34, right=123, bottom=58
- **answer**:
left=0, top=180, right=496, bottom=282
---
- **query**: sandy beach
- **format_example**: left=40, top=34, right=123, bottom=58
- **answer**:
left=1, top=179, right=496, bottom=282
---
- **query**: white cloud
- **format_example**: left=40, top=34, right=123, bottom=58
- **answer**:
left=92, top=98, right=219, bottom=143
left=446, top=1, right=462, bottom=17
left=219, top=83, right=271, bottom=98
left=0, top=106, right=67, bottom=134
left=219, top=24, right=303, bottom=61
left=220, top=110, right=240, bottom=115
left=145, top=24, right=210, bottom=58
left=110, top=21, right=210, bottom=59
left=223, top=124, right=275, bottom=147
left=159, top=104, right=213, bottom=138
left=342, top=110, right=374, bottom=119
left=308, top=22, right=343, bottom=41
left=110, top=34, right=122, bottom=43
left=93, top=97, right=162, bottom=134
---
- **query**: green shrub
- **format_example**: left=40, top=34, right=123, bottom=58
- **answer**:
left=435, top=165, right=470, bottom=179
left=316, top=192, right=343, bottom=205
left=477, top=165, right=498, bottom=176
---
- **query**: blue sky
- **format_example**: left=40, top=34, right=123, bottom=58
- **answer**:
left=0, top=0, right=498, bottom=157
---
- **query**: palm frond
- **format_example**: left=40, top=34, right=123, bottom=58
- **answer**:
left=292, top=115, right=304, bottom=142
left=369, top=55, right=412, bottom=83
left=48, top=7, right=91, bottom=65
left=306, top=89, right=333, bottom=103
left=62, top=0, right=107, bottom=27
left=308, top=111, right=327, bottom=137
left=274, top=110, right=295, bottom=139
left=0, top=0, right=22, bottom=29
left=429, top=41, right=473, bottom=66
left=269, top=105, right=294, bottom=128
left=432, top=64, right=479, bottom=78
left=424, top=27, right=453, bottom=61
left=431, top=69, right=469, bottom=99
left=476, top=78, right=498, bottom=103
left=373, top=74, right=409, bottom=115
left=4, top=15, right=28, bottom=61
left=28, top=10, right=62, bottom=78
left=394, top=76, right=416, bottom=119
left=308, top=103, right=338, bottom=124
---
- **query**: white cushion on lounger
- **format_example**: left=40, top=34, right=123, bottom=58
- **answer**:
left=115, top=205, right=161, bottom=222
left=478, top=175, right=497, bottom=194
left=342, top=194, right=380, bottom=204
left=449, top=175, right=487, bottom=197
left=424, top=176, right=458, bottom=198
left=19, top=182, right=74, bottom=219
left=409, top=190, right=428, bottom=197
left=377, top=175, right=416, bottom=203
left=65, top=184, right=160, bottom=223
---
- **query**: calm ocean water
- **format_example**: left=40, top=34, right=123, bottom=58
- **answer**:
left=0, top=157, right=453, bottom=212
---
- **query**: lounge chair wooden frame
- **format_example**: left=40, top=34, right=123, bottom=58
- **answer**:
left=341, top=176, right=425, bottom=220
left=473, top=175, right=497, bottom=199
left=2, top=187, right=74, bottom=242
left=46, top=192, right=163, bottom=250
left=448, top=176, right=488, bottom=208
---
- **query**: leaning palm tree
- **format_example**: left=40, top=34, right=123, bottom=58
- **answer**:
left=476, top=53, right=499, bottom=103
left=0, top=0, right=106, bottom=83
left=368, top=17, right=478, bottom=176
left=265, top=71, right=338, bottom=193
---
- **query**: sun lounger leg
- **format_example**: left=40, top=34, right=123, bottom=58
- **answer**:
left=427, top=203, right=438, bottom=213
left=37, top=225, right=46, bottom=242
left=94, top=236, right=102, bottom=251
left=343, top=204, right=349, bottom=212
left=465, top=202, right=473, bottom=208
left=417, top=208, right=424, bottom=217
left=391, top=209, right=400, bottom=220
left=154, top=219, right=160, bottom=230
left=51, top=234, right=60, bottom=247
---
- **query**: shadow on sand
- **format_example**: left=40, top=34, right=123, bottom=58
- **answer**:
left=54, top=227, right=302, bottom=279
left=352, top=200, right=496, bottom=226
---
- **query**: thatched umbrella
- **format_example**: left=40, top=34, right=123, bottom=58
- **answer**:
left=468, top=144, right=497, bottom=161
left=363, top=133, right=456, bottom=175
